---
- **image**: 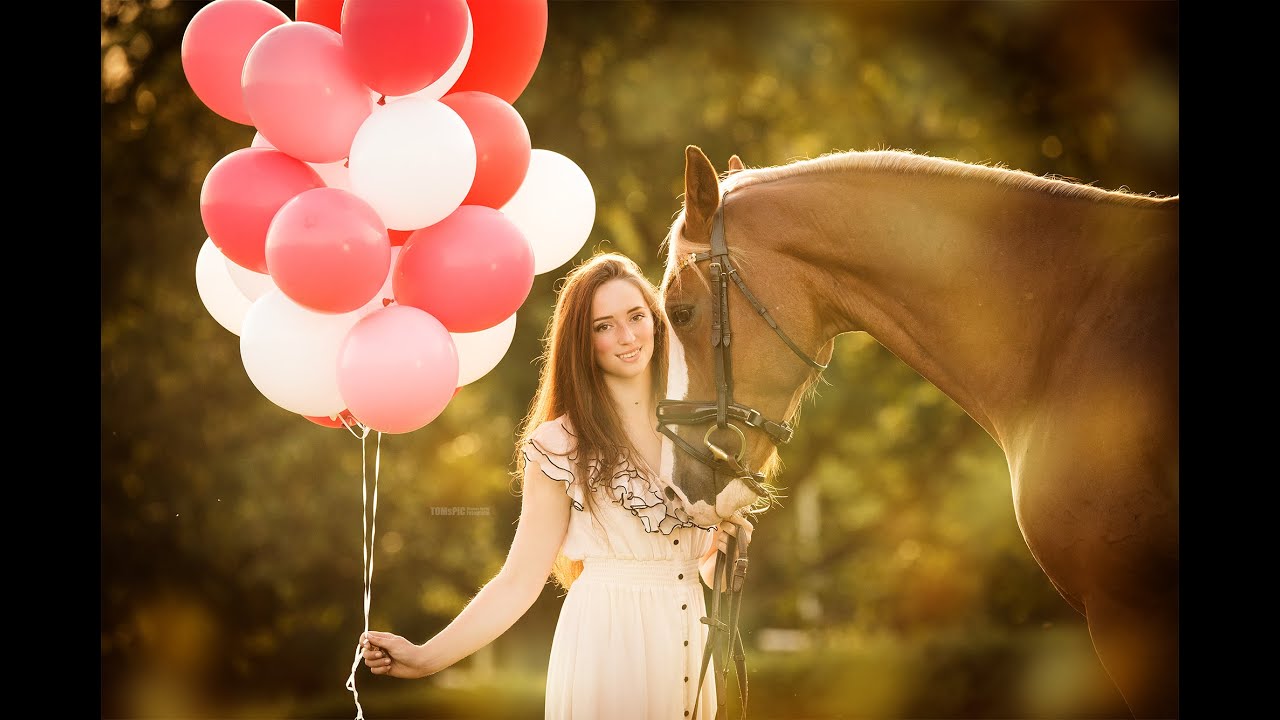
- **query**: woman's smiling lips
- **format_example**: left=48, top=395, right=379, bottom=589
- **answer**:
left=618, top=346, right=643, bottom=362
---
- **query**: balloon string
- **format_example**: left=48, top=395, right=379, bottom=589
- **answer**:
left=340, top=412, right=371, bottom=440
left=345, top=428, right=381, bottom=719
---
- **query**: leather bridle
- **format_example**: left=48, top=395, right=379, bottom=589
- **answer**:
left=658, top=195, right=828, bottom=719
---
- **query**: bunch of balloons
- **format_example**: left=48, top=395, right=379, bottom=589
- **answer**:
left=185, top=0, right=595, bottom=435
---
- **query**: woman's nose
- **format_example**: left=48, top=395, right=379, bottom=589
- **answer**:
left=619, top=325, right=636, bottom=343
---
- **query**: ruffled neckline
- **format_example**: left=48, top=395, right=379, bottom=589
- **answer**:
left=522, top=416, right=713, bottom=535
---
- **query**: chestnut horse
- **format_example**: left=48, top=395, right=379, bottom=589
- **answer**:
left=657, top=145, right=1178, bottom=718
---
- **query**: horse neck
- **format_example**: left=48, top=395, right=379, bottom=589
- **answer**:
left=729, top=169, right=1178, bottom=448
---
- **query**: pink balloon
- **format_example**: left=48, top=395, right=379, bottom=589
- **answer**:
left=266, top=187, right=392, bottom=314
left=200, top=147, right=326, bottom=274
left=394, top=205, right=535, bottom=333
left=242, top=21, right=374, bottom=163
left=340, top=0, right=470, bottom=97
left=181, top=0, right=290, bottom=125
left=440, top=91, right=531, bottom=209
left=337, top=305, right=459, bottom=434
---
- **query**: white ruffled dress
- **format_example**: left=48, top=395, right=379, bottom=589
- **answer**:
left=522, top=415, right=720, bottom=720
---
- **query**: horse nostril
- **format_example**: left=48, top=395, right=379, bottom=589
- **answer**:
left=665, top=487, right=677, bottom=501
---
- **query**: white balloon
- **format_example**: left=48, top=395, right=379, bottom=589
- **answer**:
left=500, top=149, right=596, bottom=275
left=253, top=132, right=349, bottom=191
left=347, top=97, right=476, bottom=230
left=195, top=238, right=253, bottom=335
left=239, top=290, right=364, bottom=417
left=383, top=8, right=473, bottom=103
left=451, top=313, right=517, bottom=386
left=224, top=257, right=277, bottom=301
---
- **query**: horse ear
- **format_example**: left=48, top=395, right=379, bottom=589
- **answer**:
left=684, top=145, right=720, bottom=237
left=727, top=155, right=744, bottom=172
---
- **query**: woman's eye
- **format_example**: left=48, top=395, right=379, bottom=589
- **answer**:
left=594, top=324, right=610, bottom=333
left=670, top=307, right=694, bottom=326
left=631, top=312, right=647, bottom=322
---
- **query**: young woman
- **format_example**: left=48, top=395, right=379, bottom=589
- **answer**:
left=359, top=252, right=753, bottom=718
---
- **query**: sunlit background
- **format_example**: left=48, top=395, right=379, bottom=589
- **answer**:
left=101, top=1, right=1178, bottom=718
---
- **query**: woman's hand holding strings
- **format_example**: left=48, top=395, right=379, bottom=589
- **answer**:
left=360, top=630, right=434, bottom=679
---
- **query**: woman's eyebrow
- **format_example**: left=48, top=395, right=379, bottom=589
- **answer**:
left=593, top=306, right=645, bottom=323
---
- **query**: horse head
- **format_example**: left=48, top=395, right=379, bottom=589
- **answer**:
left=659, top=145, right=832, bottom=526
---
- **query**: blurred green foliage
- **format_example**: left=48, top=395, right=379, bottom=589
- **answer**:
left=101, top=1, right=1176, bottom=718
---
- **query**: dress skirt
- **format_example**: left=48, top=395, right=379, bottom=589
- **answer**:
left=545, top=557, right=716, bottom=719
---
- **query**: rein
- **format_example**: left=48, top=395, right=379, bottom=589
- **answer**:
left=692, top=531, right=749, bottom=720
left=661, top=194, right=828, bottom=719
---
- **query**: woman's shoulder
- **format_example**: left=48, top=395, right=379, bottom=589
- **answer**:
left=526, top=414, right=577, bottom=456
left=521, top=415, right=585, bottom=509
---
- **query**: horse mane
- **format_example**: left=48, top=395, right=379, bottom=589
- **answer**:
left=722, top=148, right=1178, bottom=205
left=663, top=147, right=1175, bottom=284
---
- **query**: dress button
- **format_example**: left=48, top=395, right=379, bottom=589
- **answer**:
left=682, top=603, right=687, bottom=609
left=684, top=676, right=689, bottom=682
left=678, top=573, right=684, bottom=579
left=685, top=712, right=690, bottom=717
left=684, top=640, right=689, bottom=646
left=673, top=539, right=679, bottom=545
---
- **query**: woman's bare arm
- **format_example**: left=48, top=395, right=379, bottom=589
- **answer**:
left=361, top=459, right=572, bottom=678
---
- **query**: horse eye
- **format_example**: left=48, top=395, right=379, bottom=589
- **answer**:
left=670, top=306, right=694, bottom=326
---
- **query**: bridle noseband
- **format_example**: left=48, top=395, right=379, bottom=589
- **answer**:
left=658, top=194, right=827, bottom=719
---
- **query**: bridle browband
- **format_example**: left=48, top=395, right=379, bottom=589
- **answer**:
left=658, top=193, right=828, bottom=719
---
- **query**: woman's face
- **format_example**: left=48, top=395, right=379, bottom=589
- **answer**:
left=590, top=278, right=656, bottom=380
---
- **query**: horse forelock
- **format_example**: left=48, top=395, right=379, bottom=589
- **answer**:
left=662, top=167, right=753, bottom=280
left=660, top=208, right=689, bottom=292
left=661, top=186, right=762, bottom=295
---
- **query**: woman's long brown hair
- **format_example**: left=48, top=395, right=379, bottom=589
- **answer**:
left=514, top=252, right=669, bottom=591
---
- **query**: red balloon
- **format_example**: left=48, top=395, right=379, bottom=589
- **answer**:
left=304, top=413, right=343, bottom=428
left=340, top=0, right=470, bottom=97
left=449, top=0, right=548, bottom=104
left=266, top=187, right=392, bottom=314
left=200, top=147, right=326, bottom=274
left=296, top=0, right=344, bottom=32
left=242, top=22, right=374, bottom=163
left=388, top=228, right=414, bottom=247
left=440, top=91, right=531, bottom=209
left=303, top=408, right=360, bottom=428
left=181, top=0, right=290, bottom=125
left=394, top=206, right=535, bottom=333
